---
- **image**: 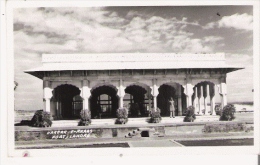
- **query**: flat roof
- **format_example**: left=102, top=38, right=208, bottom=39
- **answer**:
left=25, top=53, right=244, bottom=79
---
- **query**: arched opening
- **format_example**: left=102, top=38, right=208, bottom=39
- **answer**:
left=124, top=85, right=149, bottom=117
left=72, top=95, right=83, bottom=117
left=53, top=84, right=82, bottom=119
left=193, top=81, right=217, bottom=115
left=90, top=85, right=118, bottom=118
left=157, top=83, right=186, bottom=117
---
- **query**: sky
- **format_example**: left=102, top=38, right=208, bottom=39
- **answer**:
left=13, top=6, right=254, bottom=110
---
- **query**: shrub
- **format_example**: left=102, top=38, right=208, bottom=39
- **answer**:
left=219, top=104, right=236, bottom=121
left=183, top=106, right=196, bottom=122
left=115, top=108, right=128, bottom=124
left=78, top=109, right=91, bottom=126
left=31, top=110, right=52, bottom=127
left=215, top=105, right=221, bottom=115
left=148, top=108, right=161, bottom=123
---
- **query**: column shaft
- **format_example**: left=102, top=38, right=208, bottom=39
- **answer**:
left=43, top=80, right=52, bottom=114
left=153, top=96, right=157, bottom=110
left=210, top=96, right=216, bottom=115
left=178, top=96, right=182, bottom=116
left=119, top=97, right=124, bottom=108
left=219, top=82, right=227, bottom=109
left=200, top=85, right=204, bottom=114
left=193, top=87, right=197, bottom=113
left=44, top=98, right=51, bottom=113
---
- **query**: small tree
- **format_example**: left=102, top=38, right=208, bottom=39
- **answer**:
left=183, top=106, right=196, bottom=122
left=115, top=107, right=128, bottom=124
left=148, top=108, right=161, bottom=123
left=219, top=104, right=236, bottom=121
left=31, top=110, right=52, bottom=127
left=78, top=109, right=91, bottom=126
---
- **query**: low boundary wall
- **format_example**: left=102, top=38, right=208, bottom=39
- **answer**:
left=15, top=121, right=253, bottom=141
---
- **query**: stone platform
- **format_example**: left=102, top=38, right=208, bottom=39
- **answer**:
left=15, top=115, right=254, bottom=142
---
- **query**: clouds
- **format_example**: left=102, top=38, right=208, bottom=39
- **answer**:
left=204, top=13, right=253, bottom=31
left=14, top=7, right=226, bottom=54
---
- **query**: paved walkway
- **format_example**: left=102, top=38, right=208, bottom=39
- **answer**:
left=15, top=132, right=253, bottom=149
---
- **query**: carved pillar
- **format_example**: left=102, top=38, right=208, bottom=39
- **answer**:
left=200, top=85, right=204, bottom=114
left=81, top=80, right=91, bottom=110
left=117, top=79, right=125, bottom=108
left=183, top=79, right=194, bottom=107
left=150, top=79, right=159, bottom=111
left=43, top=80, right=53, bottom=114
left=210, top=84, right=216, bottom=115
left=197, top=86, right=201, bottom=114
left=192, top=87, right=198, bottom=114
left=203, top=84, right=210, bottom=115
left=217, top=77, right=227, bottom=109
left=177, top=86, right=182, bottom=116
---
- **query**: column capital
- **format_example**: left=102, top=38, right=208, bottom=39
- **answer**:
left=182, top=83, right=194, bottom=96
left=43, top=87, right=52, bottom=99
left=43, top=80, right=52, bottom=88
left=217, top=83, right=227, bottom=95
left=117, top=86, right=125, bottom=97
left=81, top=86, right=91, bottom=98
left=219, top=76, right=226, bottom=83
left=150, top=85, right=159, bottom=97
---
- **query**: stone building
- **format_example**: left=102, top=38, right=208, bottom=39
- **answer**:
left=25, top=53, right=242, bottom=119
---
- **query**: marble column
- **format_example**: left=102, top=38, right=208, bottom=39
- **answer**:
left=183, top=81, right=194, bottom=107
left=200, top=85, right=204, bottom=114
left=177, top=85, right=182, bottom=116
left=193, top=87, right=198, bottom=114
left=43, top=80, right=52, bottom=114
left=81, top=80, right=91, bottom=110
left=197, top=86, right=201, bottom=114
left=177, top=96, right=182, bottom=116
left=150, top=79, right=159, bottom=111
left=210, top=84, right=216, bottom=115
left=117, top=79, right=125, bottom=108
left=204, top=84, right=210, bottom=115
left=217, top=77, right=228, bottom=110
left=220, top=83, right=227, bottom=109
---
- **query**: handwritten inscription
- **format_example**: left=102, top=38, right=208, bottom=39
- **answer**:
left=46, top=129, right=93, bottom=139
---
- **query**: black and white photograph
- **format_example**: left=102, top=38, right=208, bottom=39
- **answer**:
left=1, top=0, right=259, bottom=164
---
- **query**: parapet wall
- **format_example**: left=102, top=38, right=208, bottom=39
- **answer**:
left=42, top=53, right=226, bottom=63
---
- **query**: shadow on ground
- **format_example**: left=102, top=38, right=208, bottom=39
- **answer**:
left=15, top=120, right=31, bottom=126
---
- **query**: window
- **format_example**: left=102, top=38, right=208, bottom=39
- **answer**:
left=98, top=94, right=112, bottom=114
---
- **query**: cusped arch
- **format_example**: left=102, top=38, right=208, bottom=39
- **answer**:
left=161, top=82, right=183, bottom=89
left=193, top=81, right=216, bottom=98
left=192, top=79, right=218, bottom=86
left=53, top=84, right=81, bottom=100
left=90, top=83, right=118, bottom=93
left=125, top=82, right=150, bottom=94
left=51, top=81, right=81, bottom=91
left=157, top=80, right=185, bottom=87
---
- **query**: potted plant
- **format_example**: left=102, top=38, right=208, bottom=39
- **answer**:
left=78, top=109, right=91, bottom=126
left=31, top=110, right=52, bottom=127
left=219, top=104, right=236, bottom=121
left=148, top=108, right=161, bottom=123
left=183, top=106, right=196, bottom=122
left=115, top=107, right=128, bottom=124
